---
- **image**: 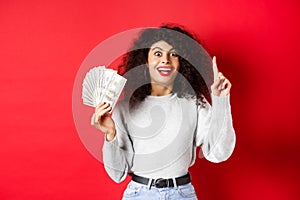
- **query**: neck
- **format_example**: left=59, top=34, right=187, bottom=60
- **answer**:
left=150, top=83, right=173, bottom=96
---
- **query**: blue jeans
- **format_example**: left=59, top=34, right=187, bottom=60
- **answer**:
left=122, top=180, right=198, bottom=200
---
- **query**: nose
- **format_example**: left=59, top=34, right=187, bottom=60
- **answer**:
left=161, top=53, right=170, bottom=64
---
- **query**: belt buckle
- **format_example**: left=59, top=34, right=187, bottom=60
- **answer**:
left=153, top=178, right=169, bottom=188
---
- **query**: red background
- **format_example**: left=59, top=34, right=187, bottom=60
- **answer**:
left=1, top=0, right=299, bottom=199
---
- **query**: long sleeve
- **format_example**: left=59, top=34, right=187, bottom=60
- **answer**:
left=92, top=104, right=134, bottom=183
left=195, top=94, right=236, bottom=163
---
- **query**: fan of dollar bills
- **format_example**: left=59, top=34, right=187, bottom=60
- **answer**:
left=82, top=66, right=127, bottom=110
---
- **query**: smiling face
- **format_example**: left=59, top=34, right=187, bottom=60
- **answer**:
left=147, top=40, right=180, bottom=89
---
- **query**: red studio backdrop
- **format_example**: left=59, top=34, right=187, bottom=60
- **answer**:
left=0, top=0, right=299, bottom=199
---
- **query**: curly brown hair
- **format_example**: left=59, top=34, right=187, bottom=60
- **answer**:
left=118, top=24, right=212, bottom=109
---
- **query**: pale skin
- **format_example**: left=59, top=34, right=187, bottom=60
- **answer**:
left=94, top=40, right=232, bottom=141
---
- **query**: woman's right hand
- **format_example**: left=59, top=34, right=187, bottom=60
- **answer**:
left=94, top=102, right=116, bottom=141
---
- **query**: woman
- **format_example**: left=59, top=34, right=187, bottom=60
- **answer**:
left=92, top=24, right=236, bottom=199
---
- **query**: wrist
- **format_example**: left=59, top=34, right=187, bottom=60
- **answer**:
left=106, top=129, right=116, bottom=142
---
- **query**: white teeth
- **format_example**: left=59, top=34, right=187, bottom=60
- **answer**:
left=158, top=68, right=172, bottom=72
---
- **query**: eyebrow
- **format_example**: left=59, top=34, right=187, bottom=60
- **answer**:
left=151, top=47, right=176, bottom=52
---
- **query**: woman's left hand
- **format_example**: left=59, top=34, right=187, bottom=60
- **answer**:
left=211, top=56, right=232, bottom=96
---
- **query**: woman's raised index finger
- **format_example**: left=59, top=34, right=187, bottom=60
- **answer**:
left=212, top=56, right=219, bottom=81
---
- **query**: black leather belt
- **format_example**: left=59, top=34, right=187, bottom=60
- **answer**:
left=130, top=173, right=191, bottom=188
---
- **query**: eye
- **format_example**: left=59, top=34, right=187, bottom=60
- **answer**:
left=170, top=52, right=178, bottom=57
left=154, top=51, right=162, bottom=57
